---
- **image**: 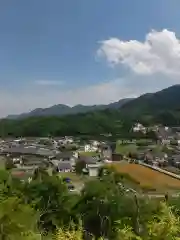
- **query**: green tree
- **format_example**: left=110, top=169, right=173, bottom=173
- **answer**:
left=23, top=175, right=75, bottom=233
left=0, top=197, right=39, bottom=240
left=0, top=170, right=24, bottom=199
left=75, top=175, right=138, bottom=239
left=53, top=202, right=180, bottom=240
left=116, top=202, right=180, bottom=240
left=32, top=167, right=49, bottom=182
left=75, top=160, right=86, bottom=175
left=5, top=158, right=15, bottom=170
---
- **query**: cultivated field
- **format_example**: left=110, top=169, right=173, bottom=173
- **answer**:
left=111, top=162, right=180, bottom=193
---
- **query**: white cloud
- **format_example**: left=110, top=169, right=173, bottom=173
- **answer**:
left=97, top=29, right=180, bottom=77
left=2, top=29, right=180, bottom=118
left=34, top=80, right=64, bottom=86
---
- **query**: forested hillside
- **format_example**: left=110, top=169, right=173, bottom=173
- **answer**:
left=0, top=109, right=179, bottom=138
left=0, top=166, right=180, bottom=239
left=2, top=85, right=180, bottom=137
left=7, top=98, right=133, bottom=119
left=121, top=85, right=180, bottom=118
left=0, top=110, right=135, bottom=137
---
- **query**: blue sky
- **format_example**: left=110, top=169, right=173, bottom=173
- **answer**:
left=1, top=0, right=180, bottom=116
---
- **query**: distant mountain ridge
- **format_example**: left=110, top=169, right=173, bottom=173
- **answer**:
left=121, top=84, right=180, bottom=117
left=7, top=85, right=180, bottom=120
left=4, top=85, right=180, bottom=137
left=7, top=98, right=134, bottom=119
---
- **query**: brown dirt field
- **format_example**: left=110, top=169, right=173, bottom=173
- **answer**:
left=111, top=162, right=180, bottom=190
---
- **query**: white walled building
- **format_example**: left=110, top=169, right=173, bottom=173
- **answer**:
left=84, top=144, right=98, bottom=152
left=87, top=163, right=102, bottom=177
left=92, top=141, right=99, bottom=147
left=133, top=123, right=146, bottom=133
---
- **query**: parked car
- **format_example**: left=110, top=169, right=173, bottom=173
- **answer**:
left=62, top=177, right=71, bottom=183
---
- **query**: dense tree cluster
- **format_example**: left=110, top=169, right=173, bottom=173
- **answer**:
left=0, top=166, right=180, bottom=239
left=0, top=109, right=137, bottom=137
left=0, top=108, right=176, bottom=138
left=0, top=110, right=125, bottom=137
left=3, top=85, right=180, bottom=138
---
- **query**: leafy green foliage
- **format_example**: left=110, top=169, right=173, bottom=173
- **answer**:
left=76, top=172, right=139, bottom=239
left=3, top=85, right=180, bottom=139
left=0, top=197, right=39, bottom=240
left=0, top=166, right=180, bottom=239
left=22, top=175, right=74, bottom=232
left=5, top=158, right=15, bottom=170
left=0, top=108, right=137, bottom=137
left=75, top=160, right=86, bottom=175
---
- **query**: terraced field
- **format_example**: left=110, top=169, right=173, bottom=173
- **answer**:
left=111, top=162, right=180, bottom=192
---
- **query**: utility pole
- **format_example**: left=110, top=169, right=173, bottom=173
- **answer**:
left=164, top=193, right=169, bottom=202
left=126, top=188, right=141, bottom=235
left=134, top=193, right=140, bottom=235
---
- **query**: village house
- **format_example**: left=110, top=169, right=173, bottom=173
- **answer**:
left=78, top=155, right=97, bottom=165
left=133, top=123, right=146, bottom=133
left=1, top=145, right=59, bottom=158
left=169, top=154, right=180, bottom=168
left=53, top=151, right=77, bottom=167
left=84, top=144, right=98, bottom=152
left=156, top=126, right=175, bottom=142
left=144, top=151, right=168, bottom=166
left=100, top=144, right=112, bottom=160
left=57, top=161, right=73, bottom=172
left=91, top=140, right=100, bottom=147
left=58, top=137, right=74, bottom=145
left=111, top=153, right=123, bottom=162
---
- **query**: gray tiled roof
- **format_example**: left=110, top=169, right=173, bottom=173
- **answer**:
left=55, top=151, right=73, bottom=159
left=36, top=148, right=57, bottom=156
left=172, top=155, right=180, bottom=161
left=78, top=155, right=97, bottom=164
left=58, top=161, right=72, bottom=170
left=2, top=146, right=35, bottom=154
left=2, top=146, right=58, bottom=157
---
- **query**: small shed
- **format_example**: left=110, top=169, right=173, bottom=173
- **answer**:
left=112, top=153, right=123, bottom=162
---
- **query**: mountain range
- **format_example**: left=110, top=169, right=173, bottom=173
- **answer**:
left=7, top=98, right=133, bottom=119
left=6, top=84, right=180, bottom=120
left=121, top=84, right=180, bottom=115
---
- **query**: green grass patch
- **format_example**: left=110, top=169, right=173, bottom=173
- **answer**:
left=115, top=143, right=138, bottom=155
left=58, top=172, right=92, bottom=183
left=79, top=151, right=99, bottom=157
left=149, top=144, right=163, bottom=153
left=58, top=172, right=94, bottom=185
left=0, top=157, right=6, bottom=169
left=58, top=172, right=82, bottom=182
